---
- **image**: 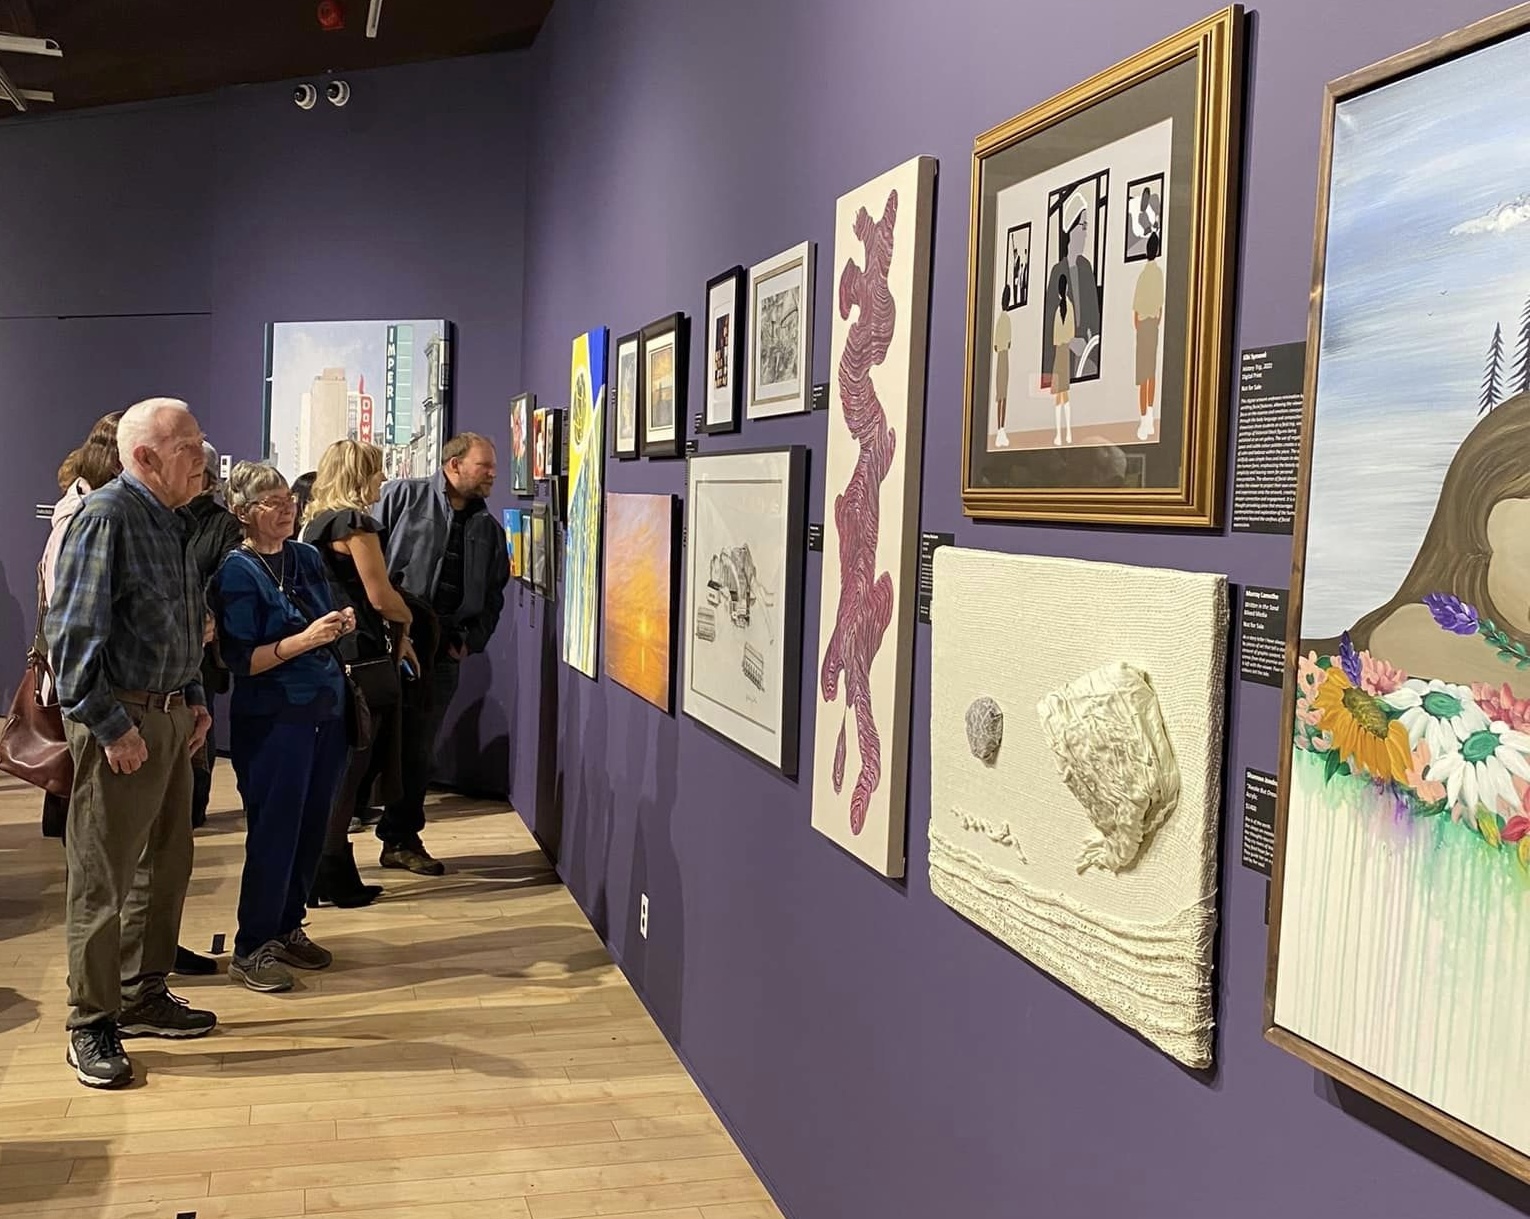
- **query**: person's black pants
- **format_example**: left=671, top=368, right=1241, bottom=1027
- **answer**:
left=378, top=653, right=458, bottom=847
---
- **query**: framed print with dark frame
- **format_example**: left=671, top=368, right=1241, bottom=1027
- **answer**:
left=960, top=7, right=1245, bottom=526
left=1267, top=4, right=1530, bottom=1186
left=612, top=330, right=642, bottom=461
left=531, top=501, right=553, bottom=599
left=747, top=241, right=816, bottom=419
left=510, top=392, right=534, bottom=497
left=704, top=266, right=746, bottom=434
left=642, top=313, right=689, bottom=458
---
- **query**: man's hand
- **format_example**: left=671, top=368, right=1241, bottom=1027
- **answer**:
left=105, top=726, right=150, bottom=776
left=188, top=705, right=212, bottom=755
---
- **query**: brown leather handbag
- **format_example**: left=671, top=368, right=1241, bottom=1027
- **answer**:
left=0, top=576, right=74, bottom=798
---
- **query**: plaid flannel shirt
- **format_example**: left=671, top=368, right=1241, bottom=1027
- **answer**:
left=46, top=473, right=206, bottom=745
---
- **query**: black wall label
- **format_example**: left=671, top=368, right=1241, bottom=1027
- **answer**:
left=1231, top=343, right=1305, bottom=534
left=684, top=439, right=699, bottom=455
left=811, top=382, right=830, bottom=412
left=693, top=411, right=704, bottom=432
left=1242, top=769, right=1279, bottom=877
left=1239, top=585, right=1289, bottom=688
left=807, top=523, right=824, bottom=552
left=917, top=532, right=955, bottom=624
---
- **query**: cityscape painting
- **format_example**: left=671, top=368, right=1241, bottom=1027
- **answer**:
left=263, top=319, right=453, bottom=483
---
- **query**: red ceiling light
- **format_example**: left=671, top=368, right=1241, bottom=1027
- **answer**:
left=316, top=0, right=345, bottom=31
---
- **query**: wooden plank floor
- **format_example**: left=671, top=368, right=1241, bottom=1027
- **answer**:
left=0, top=771, right=782, bottom=1219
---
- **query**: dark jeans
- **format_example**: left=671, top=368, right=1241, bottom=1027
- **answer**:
left=378, top=653, right=458, bottom=847
left=229, top=715, right=348, bottom=958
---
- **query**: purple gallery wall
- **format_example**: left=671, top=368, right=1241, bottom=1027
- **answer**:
left=0, top=54, right=530, bottom=790
left=511, top=3, right=1530, bottom=1219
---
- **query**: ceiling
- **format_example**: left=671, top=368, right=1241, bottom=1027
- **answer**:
left=0, top=0, right=553, bottom=116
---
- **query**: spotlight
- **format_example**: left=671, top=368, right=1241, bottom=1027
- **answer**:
left=326, top=80, right=350, bottom=107
left=293, top=83, right=318, bottom=110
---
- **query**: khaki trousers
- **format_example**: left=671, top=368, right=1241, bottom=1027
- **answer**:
left=63, top=702, right=194, bottom=1029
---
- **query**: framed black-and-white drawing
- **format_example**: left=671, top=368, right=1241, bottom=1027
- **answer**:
left=612, top=330, right=642, bottom=461
left=747, top=242, right=816, bottom=420
left=704, top=266, right=746, bottom=434
left=959, top=7, right=1245, bottom=527
left=682, top=446, right=808, bottom=776
left=642, top=313, right=689, bottom=459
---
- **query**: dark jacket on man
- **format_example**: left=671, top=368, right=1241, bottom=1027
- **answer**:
left=376, top=471, right=507, bottom=655
left=182, top=493, right=244, bottom=695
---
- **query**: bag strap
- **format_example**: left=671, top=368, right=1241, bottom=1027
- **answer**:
left=31, top=561, right=50, bottom=663
left=243, top=545, right=355, bottom=678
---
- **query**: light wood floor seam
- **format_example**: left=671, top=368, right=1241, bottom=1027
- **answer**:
left=0, top=774, right=784, bottom=1219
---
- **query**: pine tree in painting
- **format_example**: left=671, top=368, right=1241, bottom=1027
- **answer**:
left=1480, top=322, right=1505, bottom=414
left=1512, top=294, right=1530, bottom=398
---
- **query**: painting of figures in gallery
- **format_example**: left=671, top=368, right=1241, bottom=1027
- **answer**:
left=811, top=156, right=936, bottom=879
left=563, top=329, right=608, bottom=678
left=961, top=9, right=1243, bottom=526
left=1269, top=11, right=1530, bottom=1176
left=603, top=493, right=678, bottom=712
left=747, top=242, right=816, bottom=418
left=263, top=319, right=452, bottom=483
left=612, top=331, right=641, bottom=460
left=510, top=393, right=534, bottom=496
left=683, top=447, right=807, bottom=775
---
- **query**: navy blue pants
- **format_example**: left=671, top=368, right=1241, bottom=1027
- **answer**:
left=230, top=715, right=348, bottom=959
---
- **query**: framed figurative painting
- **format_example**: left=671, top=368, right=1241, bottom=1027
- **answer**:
left=263, top=318, right=453, bottom=483
left=510, top=393, right=534, bottom=497
left=810, top=156, right=937, bottom=879
left=959, top=8, right=1244, bottom=526
left=747, top=242, right=816, bottom=420
left=563, top=328, right=609, bottom=678
left=642, top=313, right=689, bottom=458
left=705, top=266, right=746, bottom=434
left=603, top=492, right=679, bottom=713
left=1268, top=5, right=1530, bottom=1185
left=613, top=330, right=642, bottom=461
left=683, top=446, right=808, bottom=776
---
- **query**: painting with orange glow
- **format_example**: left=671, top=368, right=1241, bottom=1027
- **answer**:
left=603, top=492, right=677, bottom=712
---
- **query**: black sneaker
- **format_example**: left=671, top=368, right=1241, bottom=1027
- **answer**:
left=66, top=1022, right=132, bottom=1088
left=380, top=841, right=446, bottom=876
left=172, top=945, right=218, bottom=976
left=118, top=990, right=217, bottom=1039
left=271, top=926, right=332, bottom=970
left=229, top=942, right=295, bottom=993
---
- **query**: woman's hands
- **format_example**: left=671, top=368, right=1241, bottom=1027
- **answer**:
left=295, top=610, right=352, bottom=654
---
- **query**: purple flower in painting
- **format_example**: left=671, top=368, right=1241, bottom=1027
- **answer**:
left=1422, top=592, right=1480, bottom=636
left=1339, top=632, right=1362, bottom=684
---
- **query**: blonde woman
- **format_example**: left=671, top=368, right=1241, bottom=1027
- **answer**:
left=301, top=441, right=416, bottom=905
left=214, top=463, right=353, bottom=992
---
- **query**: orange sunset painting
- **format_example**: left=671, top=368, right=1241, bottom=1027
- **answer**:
left=602, top=492, right=677, bottom=712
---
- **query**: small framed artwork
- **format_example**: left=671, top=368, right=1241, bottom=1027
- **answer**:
left=746, top=241, right=816, bottom=420
left=531, top=501, right=553, bottom=598
left=518, top=512, right=533, bottom=586
left=509, top=392, right=534, bottom=497
left=959, top=7, right=1245, bottom=526
left=642, top=313, right=689, bottom=458
left=682, top=445, right=808, bottom=775
left=704, top=266, right=746, bottom=434
left=603, top=492, right=679, bottom=713
left=612, top=330, right=642, bottom=460
left=504, top=508, right=523, bottom=580
left=532, top=407, right=563, bottom=483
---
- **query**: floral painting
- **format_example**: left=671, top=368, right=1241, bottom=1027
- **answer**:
left=1272, top=22, right=1530, bottom=1164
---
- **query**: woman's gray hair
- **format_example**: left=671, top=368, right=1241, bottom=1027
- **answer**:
left=225, top=461, right=289, bottom=512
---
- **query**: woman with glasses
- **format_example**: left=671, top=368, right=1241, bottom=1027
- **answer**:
left=212, top=462, right=355, bottom=993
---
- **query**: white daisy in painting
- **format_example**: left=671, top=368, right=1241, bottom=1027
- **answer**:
left=1382, top=678, right=1490, bottom=760
left=1425, top=720, right=1530, bottom=819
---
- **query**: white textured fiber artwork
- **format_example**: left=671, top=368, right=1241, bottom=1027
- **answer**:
left=928, top=548, right=1228, bottom=1067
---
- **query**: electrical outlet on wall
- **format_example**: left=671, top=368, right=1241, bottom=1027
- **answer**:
left=639, top=893, right=649, bottom=939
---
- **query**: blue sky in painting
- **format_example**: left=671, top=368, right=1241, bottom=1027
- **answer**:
left=1303, top=32, right=1530, bottom=638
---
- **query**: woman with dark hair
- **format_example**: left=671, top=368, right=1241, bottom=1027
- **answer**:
left=1051, top=274, right=1074, bottom=446
left=1306, top=391, right=1530, bottom=697
left=290, top=471, right=318, bottom=539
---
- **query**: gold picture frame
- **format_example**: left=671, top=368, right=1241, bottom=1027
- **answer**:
left=1266, top=4, right=1530, bottom=1186
left=959, top=8, right=1244, bottom=527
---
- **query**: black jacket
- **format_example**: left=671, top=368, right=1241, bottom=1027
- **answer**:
left=182, top=494, right=244, bottom=694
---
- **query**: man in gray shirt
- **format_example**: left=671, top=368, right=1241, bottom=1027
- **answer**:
left=375, top=433, right=507, bottom=873
left=48, top=397, right=218, bottom=1088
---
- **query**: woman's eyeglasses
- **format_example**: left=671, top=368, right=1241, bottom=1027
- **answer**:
left=253, top=493, right=297, bottom=511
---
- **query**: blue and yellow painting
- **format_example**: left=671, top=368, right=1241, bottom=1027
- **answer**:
left=562, top=328, right=609, bottom=678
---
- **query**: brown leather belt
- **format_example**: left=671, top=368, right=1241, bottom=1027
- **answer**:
left=114, top=689, right=186, bottom=712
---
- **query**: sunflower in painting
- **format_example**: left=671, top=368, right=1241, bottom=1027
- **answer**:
left=1313, top=667, right=1412, bottom=784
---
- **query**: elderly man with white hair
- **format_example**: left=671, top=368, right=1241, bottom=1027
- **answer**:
left=47, top=396, right=218, bottom=1088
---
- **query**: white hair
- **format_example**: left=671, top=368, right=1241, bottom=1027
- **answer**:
left=117, top=397, right=191, bottom=474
